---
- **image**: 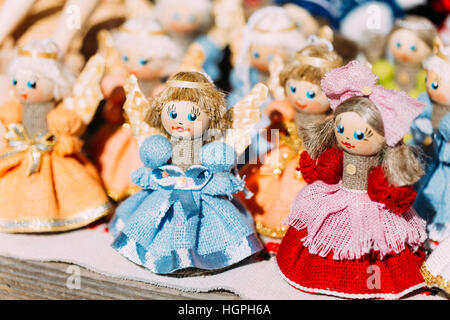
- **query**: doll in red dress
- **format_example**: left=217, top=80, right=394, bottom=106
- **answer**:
left=277, top=60, right=428, bottom=299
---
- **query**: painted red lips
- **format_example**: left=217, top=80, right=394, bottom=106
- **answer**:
left=172, top=126, right=190, bottom=133
left=341, top=141, right=355, bottom=149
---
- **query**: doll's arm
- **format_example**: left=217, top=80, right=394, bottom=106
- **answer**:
left=298, top=148, right=343, bottom=184
left=407, top=92, right=433, bottom=146
left=371, top=59, right=395, bottom=87
left=367, top=166, right=417, bottom=214
left=63, top=54, right=105, bottom=125
left=47, top=105, right=85, bottom=156
left=266, top=100, right=295, bottom=122
left=0, top=100, right=22, bottom=126
left=0, top=0, right=35, bottom=45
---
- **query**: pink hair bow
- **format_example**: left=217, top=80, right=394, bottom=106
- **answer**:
left=321, top=60, right=426, bottom=146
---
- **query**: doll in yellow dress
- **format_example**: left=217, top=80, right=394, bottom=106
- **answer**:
left=372, top=15, right=437, bottom=98
left=0, top=39, right=112, bottom=233
left=238, top=39, right=342, bottom=240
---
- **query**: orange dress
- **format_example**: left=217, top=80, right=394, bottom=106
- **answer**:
left=237, top=100, right=306, bottom=239
left=0, top=100, right=112, bottom=233
left=89, top=87, right=142, bottom=201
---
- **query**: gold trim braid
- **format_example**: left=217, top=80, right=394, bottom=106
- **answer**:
left=255, top=221, right=288, bottom=239
left=18, top=49, right=58, bottom=60
left=420, top=263, right=450, bottom=294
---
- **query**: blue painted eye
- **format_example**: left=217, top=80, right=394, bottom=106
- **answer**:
left=187, top=113, right=197, bottom=122
left=337, top=124, right=344, bottom=134
left=290, top=86, right=296, bottom=93
left=395, top=41, right=401, bottom=48
left=122, top=55, right=129, bottom=62
left=188, top=15, right=196, bottom=23
left=27, top=81, right=36, bottom=89
left=12, top=78, right=17, bottom=86
left=170, top=110, right=177, bottom=119
left=353, top=130, right=365, bottom=140
left=139, top=59, right=149, bottom=66
left=306, top=91, right=316, bottom=99
left=253, top=51, right=260, bottom=59
left=410, top=45, right=417, bottom=51
left=431, top=81, right=439, bottom=90
left=173, top=13, right=180, bottom=21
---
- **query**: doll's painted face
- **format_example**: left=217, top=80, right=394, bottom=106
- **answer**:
left=120, top=49, right=172, bottom=79
left=161, top=100, right=210, bottom=139
left=11, top=70, right=54, bottom=103
left=389, top=29, right=431, bottom=65
left=285, top=79, right=329, bottom=114
left=250, top=44, right=288, bottom=73
left=161, top=5, right=202, bottom=34
left=426, top=70, right=450, bottom=106
left=335, top=112, right=385, bottom=156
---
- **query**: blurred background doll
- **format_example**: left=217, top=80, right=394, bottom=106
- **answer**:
left=153, top=0, right=236, bottom=82
left=421, top=235, right=450, bottom=296
left=411, top=40, right=450, bottom=250
left=277, top=61, right=427, bottom=299
left=237, top=37, right=342, bottom=242
left=89, top=16, right=183, bottom=201
left=108, top=71, right=267, bottom=274
left=0, top=39, right=112, bottom=233
left=372, top=15, right=437, bottom=98
left=228, top=5, right=306, bottom=107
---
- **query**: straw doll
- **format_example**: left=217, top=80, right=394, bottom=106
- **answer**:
left=0, top=39, right=112, bottom=233
left=228, top=6, right=306, bottom=107
left=277, top=61, right=427, bottom=299
left=421, top=235, right=450, bottom=296
left=411, top=42, right=450, bottom=249
left=90, top=17, right=183, bottom=201
left=108, top=71, right=268, bottom=274
left=237, top=40, right=342, bottom=240
left=372, top=15, right=437, bottom=98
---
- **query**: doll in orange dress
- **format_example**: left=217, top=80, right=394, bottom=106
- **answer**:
left=0, top=39, right=112, bottom=233
left=90, top=17, right=183, bottom=201
left=238, top=39, right=342, bottom=240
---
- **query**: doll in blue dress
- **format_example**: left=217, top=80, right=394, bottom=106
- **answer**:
left=412, top=41, right=450, bottom=248
left=109, top=71, right=268, bottom=274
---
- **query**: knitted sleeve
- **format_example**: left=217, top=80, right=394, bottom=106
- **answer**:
left=299, top=148, right=343, bottom=184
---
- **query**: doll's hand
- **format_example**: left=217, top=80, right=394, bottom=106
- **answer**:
left=53, top=135, right=83, bottom=156
left=298, top=151, right=319, bottom=184
left=317, top=148, right=343, bottom=184
left=368, top=166, right=416, bottom=214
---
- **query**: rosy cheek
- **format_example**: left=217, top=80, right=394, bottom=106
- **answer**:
left=429, top=90, right=448, bottom=104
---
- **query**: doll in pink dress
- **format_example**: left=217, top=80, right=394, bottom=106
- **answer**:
left=277, top=60, right=428, bottom=299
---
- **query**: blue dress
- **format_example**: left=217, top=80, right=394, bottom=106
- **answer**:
left=109, top=135, right=263, bottom=274
left=415, top=113, right=450, bottom=242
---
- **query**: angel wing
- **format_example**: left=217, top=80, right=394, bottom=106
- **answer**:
left=268, top=55, right=285, bottom=101
left=123, top=74, right=161, bottom=146
left=177, top=42, right=206, bottom=73
left=97, top=29, right=126, bottom=76
left=225, top=83, right=269, bottom=155
left=63, top=53, right=105, bottom=125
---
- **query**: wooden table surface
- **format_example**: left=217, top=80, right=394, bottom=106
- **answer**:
left=0, top=256, right=239, bottom=300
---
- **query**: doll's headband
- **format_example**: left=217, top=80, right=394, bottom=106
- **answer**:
left=253, top=24, right=297, bottom=33
left=166, top=80, right=213, bottom=89
left=395, top=18, right=434, bottom=31
left=120, top=26, right=167, bottom=36
left=18, top=48, right=58, bottom=60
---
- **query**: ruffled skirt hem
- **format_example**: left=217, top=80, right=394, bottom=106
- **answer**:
left=276, top=228, right=426, bottom=299
left=111, top=231, right=263, bottom=274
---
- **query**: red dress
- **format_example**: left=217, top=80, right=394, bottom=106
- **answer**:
left=276, top=148, right=427, bottom=299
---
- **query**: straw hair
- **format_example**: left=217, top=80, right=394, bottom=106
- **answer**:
left=147, top=72, right=231, bottom=139
left=279, top=44, right=342, bottom=87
